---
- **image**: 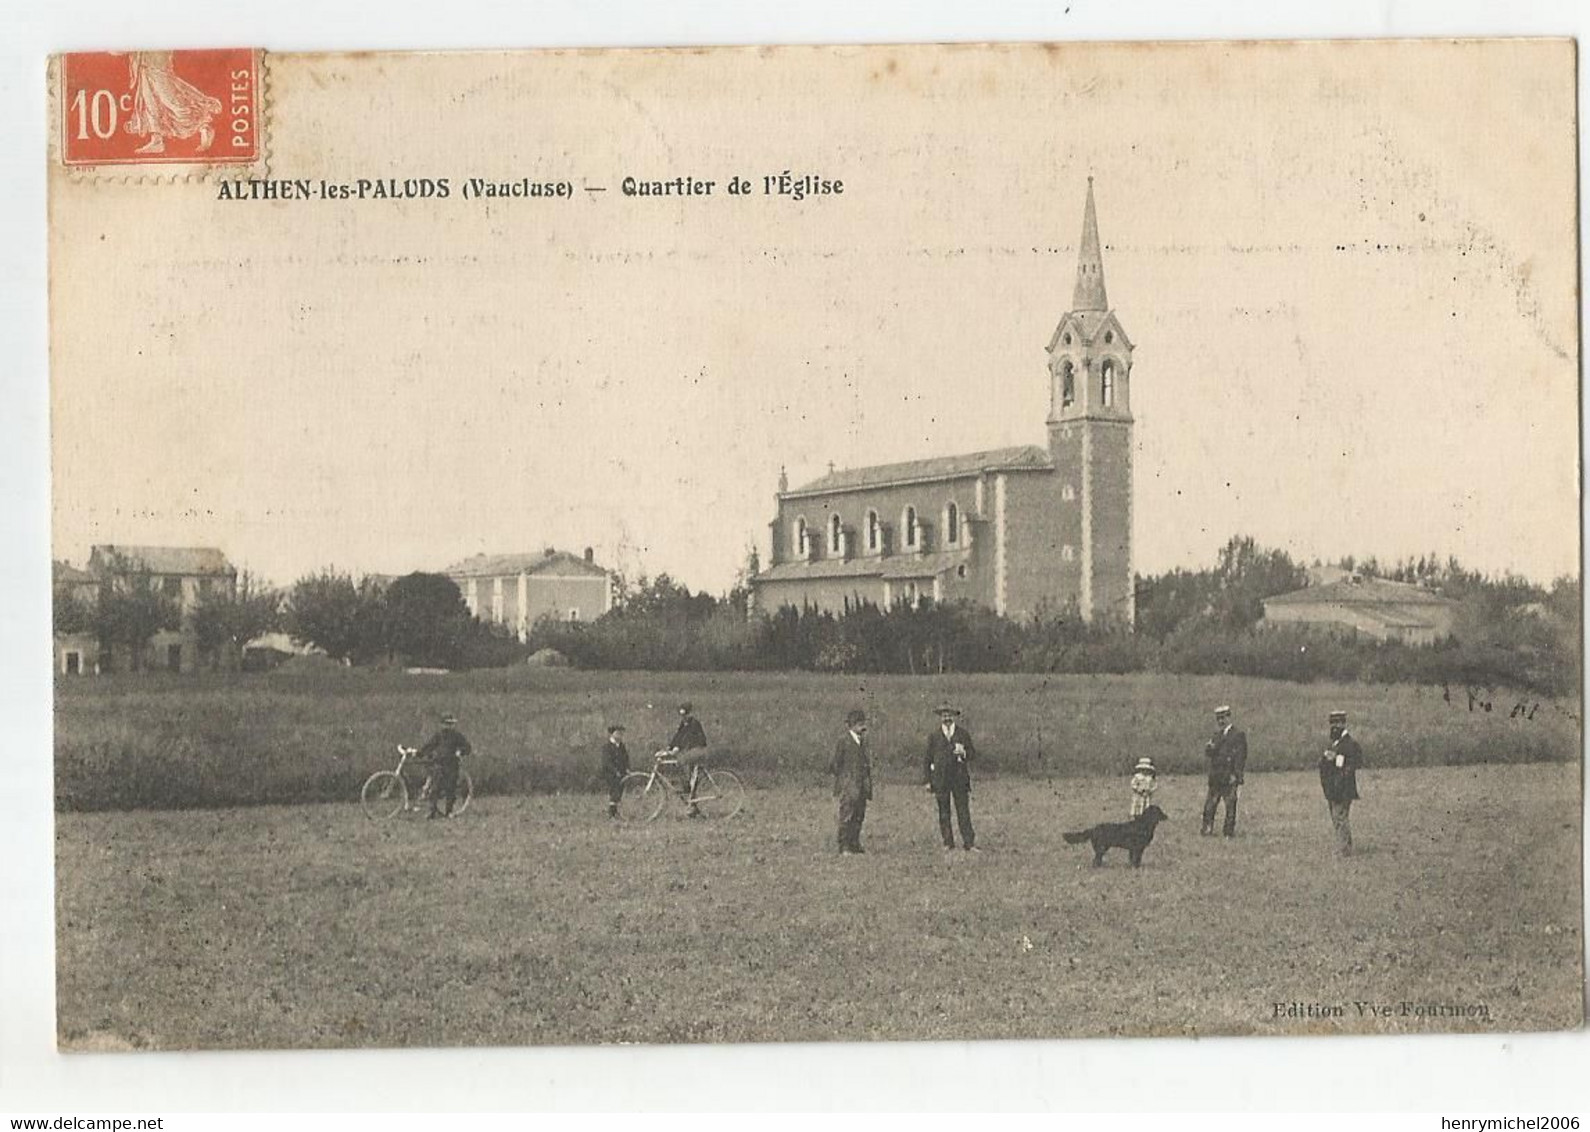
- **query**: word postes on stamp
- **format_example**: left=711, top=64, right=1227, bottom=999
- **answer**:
left=60, top=49, right=261, bottom=168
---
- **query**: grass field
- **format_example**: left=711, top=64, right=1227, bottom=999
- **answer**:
left=55, top=669, right=1579, bottom=809
left=57, top=761, right=1582, bottom=1050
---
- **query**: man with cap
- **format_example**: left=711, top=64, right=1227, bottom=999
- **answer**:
left=924, top=703, right=978, bottom=851
left=1201, top=704, right=1247, bottom=837
left=599, top=723, right=630, bottom=819
left=829, top=708, right=873, bottom=854
left=1319, top=710, right=1364, bottom=855
left=416, top=711, right=471, bottom=820
left=668, top=701, right=709, bottom=815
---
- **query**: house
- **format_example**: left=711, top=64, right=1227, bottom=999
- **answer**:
left=750, top=179, right=1135, bottom=623
left=82, top=544, right=238, bottom=672
left=52, top=560, right=101, bottom=676
left=444, top=547, right=612, bottom=640
left=1262, top=575, right=1458, bottom=645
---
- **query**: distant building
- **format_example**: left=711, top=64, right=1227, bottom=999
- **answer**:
left=445, top=547, right=612, bottom=640
left=59, top=544, right=239, bottom=673
left=1262, top=575, right=1458, bottom=645
left=52, top=561, right=101, bottom=676
left=750, top=179, right=1135, bottom=623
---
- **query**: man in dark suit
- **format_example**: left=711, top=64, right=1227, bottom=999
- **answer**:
left=600, top=723, right=630, bottom=819
left=829, top=708, right=873, bottom=854
left=924, top=703, right=978, bottom=851
left=417, top=711, right=471, bottom=820
left=1201, top=704, right=1247, bottom=837
left=1319, top=710, right=1364, bottom=856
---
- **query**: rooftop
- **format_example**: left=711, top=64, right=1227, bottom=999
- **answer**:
left=88, top=545, right=235, bottom=576
left=785, top=445, right=1052, bottom=497
left=1264, top=577, right=1454, bottom=608
left=444, top=549, right=607, bottom=578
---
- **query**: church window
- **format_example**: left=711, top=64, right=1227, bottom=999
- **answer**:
left=866, top=510, right=880, bottom=552
left=1104, top=330, right=1114, bottom=344
left=1061, top=545, right=1076, bottom=562
left=1062, top=332, right=1072, bottom=346
left=1061, top=360, right=1075, bottom=408
left=1062, top=483, right=1076, bottom=502
left=829, top=513, right=843, bottom=555
left=945, top=502, right=960, bottom=544
left=795, top=517, right=809, bottom=557
left=1101, top=359, right=1116, bottom=407
left=903, top=506, right=919, bottom=549
left=956, top=564, right=967, bottom=579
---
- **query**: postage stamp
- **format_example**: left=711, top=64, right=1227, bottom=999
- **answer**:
left=58, top=49, right=262, bottom=170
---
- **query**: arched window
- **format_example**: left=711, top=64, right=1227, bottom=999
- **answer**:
left=795, top=517, right=809, bottom=557
left=866, top=510, right=880, bottom=552
left=945, top=501, right=960, bottom=544
left=1061, top=360, right=1075, bottom=408
left=1101, top=359, right=1116, bottom=408
left=903, top=506, right=919, bottom=549
left=829, top=513, right=843, bottom=555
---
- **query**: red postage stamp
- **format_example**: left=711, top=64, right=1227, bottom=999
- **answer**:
left=60, top=49, right=261, bottom=167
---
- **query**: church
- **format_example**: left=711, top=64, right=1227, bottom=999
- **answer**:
left=749, top=180, right=1136, bottom=625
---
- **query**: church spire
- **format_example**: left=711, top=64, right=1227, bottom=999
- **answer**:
left=1072, top=177, right=1109, bottom=312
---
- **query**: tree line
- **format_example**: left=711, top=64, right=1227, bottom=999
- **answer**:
left=54, top=535, right=1581, bottom=697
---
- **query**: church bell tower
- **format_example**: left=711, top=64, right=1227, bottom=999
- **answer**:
left=1045, top=179, right=1135, bottom=625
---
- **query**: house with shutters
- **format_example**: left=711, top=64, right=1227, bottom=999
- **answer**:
left=444, top=547, right=613, bottom=640
left=53, top=544, right=239, bottom=673
left=750, top=179, right=1136, bottom=624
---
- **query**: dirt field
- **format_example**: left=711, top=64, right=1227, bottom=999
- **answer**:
left=56, top=761, right=1582, bottom=1050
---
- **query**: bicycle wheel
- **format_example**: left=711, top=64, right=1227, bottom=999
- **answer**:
left=693, top=768, right=745, bottom=819
left=617, top=772, right=667, bottom=824
left=360, top=771, right=409, bottom=821
left=452, top=770, right=474, bottom=815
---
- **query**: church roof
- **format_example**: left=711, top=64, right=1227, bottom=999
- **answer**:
left=784, top=445, right=1051, bottom=497
left=754, top=548, right=972, bottom=584
left=1072, top=177, right=1109, bottom=312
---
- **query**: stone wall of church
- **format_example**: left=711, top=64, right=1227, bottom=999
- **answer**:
left=773, top=476, right=984, bottom=563
left=1086, top=420, right=1134, bottom=624
left=1001, top=469, right=1083, bottom=620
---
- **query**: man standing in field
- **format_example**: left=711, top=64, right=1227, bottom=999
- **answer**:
left=1319, top=710, right=1364, bottom=856
left=600, top=723, right=630, bottom=819
left=417, top=711, right=471, bottom=820
left=1201, top=704, right=1247, bottom=837
left=669, top=701, right=709, bottom=817
left=925, top=704, right=978, bottom=851
left=830, top=708, right=873, bottom=854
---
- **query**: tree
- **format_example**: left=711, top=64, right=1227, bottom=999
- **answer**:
left=193, top=572, right=283, bottom=667
left=52, top=582, right=96, bottom=636
left=94, top=575, right=180, bottom=671
left=285, top=570, right=379, bottom=663
left=383, top=573, right=473, bottom=667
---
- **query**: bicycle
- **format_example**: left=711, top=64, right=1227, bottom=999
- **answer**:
left=616, top=749, right=745, bottom=823
left=360, top=744, right=474, bottom=821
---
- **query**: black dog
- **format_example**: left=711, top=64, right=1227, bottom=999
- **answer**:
left=1063, top=805, right=1168, bottom=867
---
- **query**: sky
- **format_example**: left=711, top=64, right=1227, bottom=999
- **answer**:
left=49, top=41, right=1580, bottom=595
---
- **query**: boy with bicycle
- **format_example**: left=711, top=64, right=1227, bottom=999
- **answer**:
left=417, top=711, right=471, bottom=819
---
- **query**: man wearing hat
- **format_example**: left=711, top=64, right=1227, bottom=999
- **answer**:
left=829, top=708, right=873, bottom=854
left=599, top=724, right=630, bottom=819
left=668, top=701, right=709, bottom=815
left=924, top=704, right=978, bottom=851
left=416, top=711, right=472, bottom=820
left=1201, top=705, right=1247, bottom=836
left=1319, top=711, right=1364, bottom=855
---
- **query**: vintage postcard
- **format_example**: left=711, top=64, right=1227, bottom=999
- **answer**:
left=48, top=41, right=1581, bottom=1051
